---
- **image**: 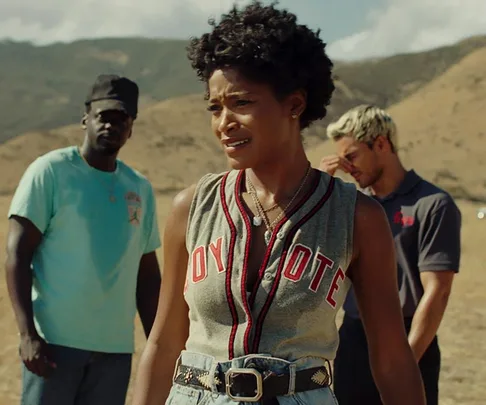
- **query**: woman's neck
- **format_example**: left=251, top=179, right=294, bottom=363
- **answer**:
left=245, top=145, right=313, bottom=203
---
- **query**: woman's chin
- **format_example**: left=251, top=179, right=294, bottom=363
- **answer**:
left=226, top=156, right=252, bottom=171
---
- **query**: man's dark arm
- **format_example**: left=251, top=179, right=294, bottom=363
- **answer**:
left=5, top=215, right=56, bottom=376
left=5, top=216, right=42, bottom=337
left=137, top=252, right=162, bottom=338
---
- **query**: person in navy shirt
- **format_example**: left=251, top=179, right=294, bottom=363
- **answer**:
left=320, top=104, right=461, bottom=405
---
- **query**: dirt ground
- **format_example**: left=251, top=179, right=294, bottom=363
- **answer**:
left=0, top=194, right=485, bottom=404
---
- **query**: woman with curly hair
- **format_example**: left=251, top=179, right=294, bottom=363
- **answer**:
left=132, top=2, right=426, bottom=404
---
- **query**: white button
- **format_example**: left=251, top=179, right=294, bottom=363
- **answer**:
left=277, top=232, right=284, bottom=240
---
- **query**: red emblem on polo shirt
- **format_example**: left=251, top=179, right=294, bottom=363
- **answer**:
left=393, top=211, right=414, bottom=226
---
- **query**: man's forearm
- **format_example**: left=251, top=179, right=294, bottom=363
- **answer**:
left=5, top=258, right=37, bottom=336
left=137, top=275, right=161, bottom=338
left=408, top=290, right=450, bottom=361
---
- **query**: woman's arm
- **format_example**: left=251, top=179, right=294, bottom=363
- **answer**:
left=131, top=185, right=196, bottom=405
left=347, top=192, right=426, bottom=405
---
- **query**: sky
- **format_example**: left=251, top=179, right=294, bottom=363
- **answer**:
left=0, top=0, right=485, bottom=60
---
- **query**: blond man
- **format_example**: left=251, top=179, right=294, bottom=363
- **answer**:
left=320, top=105, right=461, bottom=405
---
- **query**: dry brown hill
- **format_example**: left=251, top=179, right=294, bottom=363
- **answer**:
left=0, top=94, right=223, bottom=196
left=3, top=35, right=485, bottom=144
left=389, top=47, right=486, bottom=201
left=307, top=46, right=486, bottom=203
left=2, top=46, right=485, bottom=204
left=0, top=95, right=328, bottom=196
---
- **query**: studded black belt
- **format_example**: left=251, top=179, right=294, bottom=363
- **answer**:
left=173, top=363, right=331, bottom=402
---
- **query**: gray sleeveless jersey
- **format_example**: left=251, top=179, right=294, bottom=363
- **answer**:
left=184, top=169, right=357, bottom=362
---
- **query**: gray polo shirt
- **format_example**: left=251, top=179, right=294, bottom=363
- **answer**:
left=344, top=170, right=462, bottom=319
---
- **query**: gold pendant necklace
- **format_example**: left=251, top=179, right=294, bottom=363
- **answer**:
left=246, top=163, right=312, bottom=244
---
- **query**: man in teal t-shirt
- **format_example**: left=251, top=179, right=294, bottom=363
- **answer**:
left=5, top=74, right=162, bottom=405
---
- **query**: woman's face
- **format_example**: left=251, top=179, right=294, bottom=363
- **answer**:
left=207, top=68, right=303, bottom=170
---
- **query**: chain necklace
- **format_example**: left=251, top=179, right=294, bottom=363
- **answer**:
left=247, top=196, right=279, bottom=224
left=247, top=163, right=312, bottom=244
left=78, top=147, right=118, bottom=203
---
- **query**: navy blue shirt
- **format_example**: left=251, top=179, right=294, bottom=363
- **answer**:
left=344, top=170, right=462, bottom=319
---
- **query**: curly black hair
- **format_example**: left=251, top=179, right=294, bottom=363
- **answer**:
left=187, top=1, right=335, bottom=129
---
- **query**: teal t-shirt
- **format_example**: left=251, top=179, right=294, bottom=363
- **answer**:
left=8, top=146, right=161, bottom=353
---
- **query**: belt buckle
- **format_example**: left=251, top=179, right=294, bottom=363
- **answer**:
left=225, top=367, right=263, bottom=402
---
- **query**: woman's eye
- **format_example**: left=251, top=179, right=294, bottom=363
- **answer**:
left=235, top=99, right=253, bottom=107
left=207, top=104, right=221, bottom=112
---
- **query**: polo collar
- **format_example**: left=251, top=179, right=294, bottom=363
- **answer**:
left=396, top=170, right=422, bottom=195
left=375, top=170, right=422, bottom=202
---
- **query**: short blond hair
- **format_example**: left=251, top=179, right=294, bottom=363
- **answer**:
left=326, top=105, right=398, bottom=151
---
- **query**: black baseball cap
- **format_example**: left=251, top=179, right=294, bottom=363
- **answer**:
left=85, top=74, right=139, bottom=119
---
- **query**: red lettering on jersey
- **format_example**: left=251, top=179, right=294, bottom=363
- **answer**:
left=326, top=267, right=345, bottom=308
left=191, top=246, right=207, bottom=283
left=309, top=253, right=334, bottom=293
left=283, top=244, right=312, bottom=282
left=209, top=237, right=225, bottom=273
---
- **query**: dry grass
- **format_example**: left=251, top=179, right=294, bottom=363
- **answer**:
left=0, top=197, right=486, bottom=405
left=0, top=197, right=484, bottom=404
left=0, top=47, right=485, bottom=404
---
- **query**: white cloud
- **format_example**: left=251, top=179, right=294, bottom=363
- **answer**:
left=1, top=0, right=485, bottom=61
left=0, top=0, right=241, bottom=44
left=327, top=0, right=486, bottom=61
